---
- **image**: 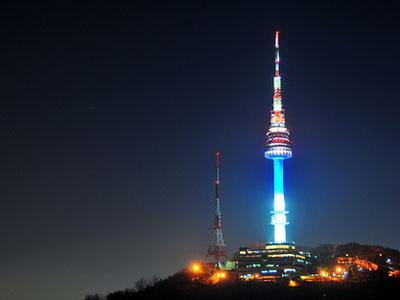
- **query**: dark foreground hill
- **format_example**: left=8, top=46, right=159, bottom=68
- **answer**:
left=84, top=242, right=400, bottom=300
left=86, top=271, right=400, bottom=300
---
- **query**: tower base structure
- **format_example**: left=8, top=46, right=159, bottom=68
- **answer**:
left=237, top=242, right=311, bottom=281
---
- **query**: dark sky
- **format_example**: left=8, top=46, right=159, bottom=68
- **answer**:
left=1, top=1, right=400, bottom=299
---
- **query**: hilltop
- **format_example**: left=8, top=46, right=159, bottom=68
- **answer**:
left=84, top=242, right=400, bottom=300
left=87, top=273, right=400, bottom=300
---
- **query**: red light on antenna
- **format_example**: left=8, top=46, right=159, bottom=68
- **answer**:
left=275, top=31, right=279, bottom=48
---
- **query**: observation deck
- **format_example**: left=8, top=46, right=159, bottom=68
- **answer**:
left=265, top=127, right=292, bottom=159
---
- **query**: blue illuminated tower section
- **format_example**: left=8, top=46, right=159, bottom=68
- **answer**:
left=265, top=31, right=292, bottom=244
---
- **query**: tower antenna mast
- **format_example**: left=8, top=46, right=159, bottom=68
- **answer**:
left=206, top=152, right=228, bottom=267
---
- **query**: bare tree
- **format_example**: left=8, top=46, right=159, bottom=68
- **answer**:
left=83, top=293, right=103, bottom=300
left=149, top=275, right=161, bottom=286
left=134, top=278, right=148, bottom=291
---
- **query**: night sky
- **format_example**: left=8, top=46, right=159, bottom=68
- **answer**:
left=1, top=1, right=400, bottom=300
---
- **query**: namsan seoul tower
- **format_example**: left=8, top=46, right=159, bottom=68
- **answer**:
left=237, top=32, right=308, bottom=278
left=265, top=31, right=292, bottom=244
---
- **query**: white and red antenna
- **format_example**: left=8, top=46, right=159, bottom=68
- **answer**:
left=275, top=31, right=280, bottom=77
left=206, top=152, right=228, bottom=267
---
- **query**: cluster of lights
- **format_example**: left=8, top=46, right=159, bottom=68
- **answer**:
left=288, top=280, right=299, bottom=287
left=318, top=266, right=347, bottom=280
left=271, top=137, right=290, bottom=144
left=268, top=127, right=288, bottom=133
left=271, top=114, right=285, bottom=126
left=265, top=147, right=292, bottom=159
left=240, top=272, right=301, bottom=286
left=189, top=262, right=228, bottom=284
left=337, top=256, right=378, bottom=272
left=191, top=263, right=202, bottom=274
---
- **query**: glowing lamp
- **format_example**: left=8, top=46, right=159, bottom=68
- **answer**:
left=191, top=263, right=201, bottom=273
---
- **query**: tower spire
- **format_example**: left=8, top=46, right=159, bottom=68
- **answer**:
left=275, top=31, right=280, bottom=77
left=273, top=30, right=283, bottom=117
left=206, top=152, right=228, bottom=267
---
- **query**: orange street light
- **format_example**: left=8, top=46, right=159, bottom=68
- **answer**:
left=191, top=263, right=202, bottom=273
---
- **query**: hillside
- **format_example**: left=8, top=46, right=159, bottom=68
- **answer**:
left=84, top=243, right=400, bottom=300
left=87, top=272, right=400, bottom=300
